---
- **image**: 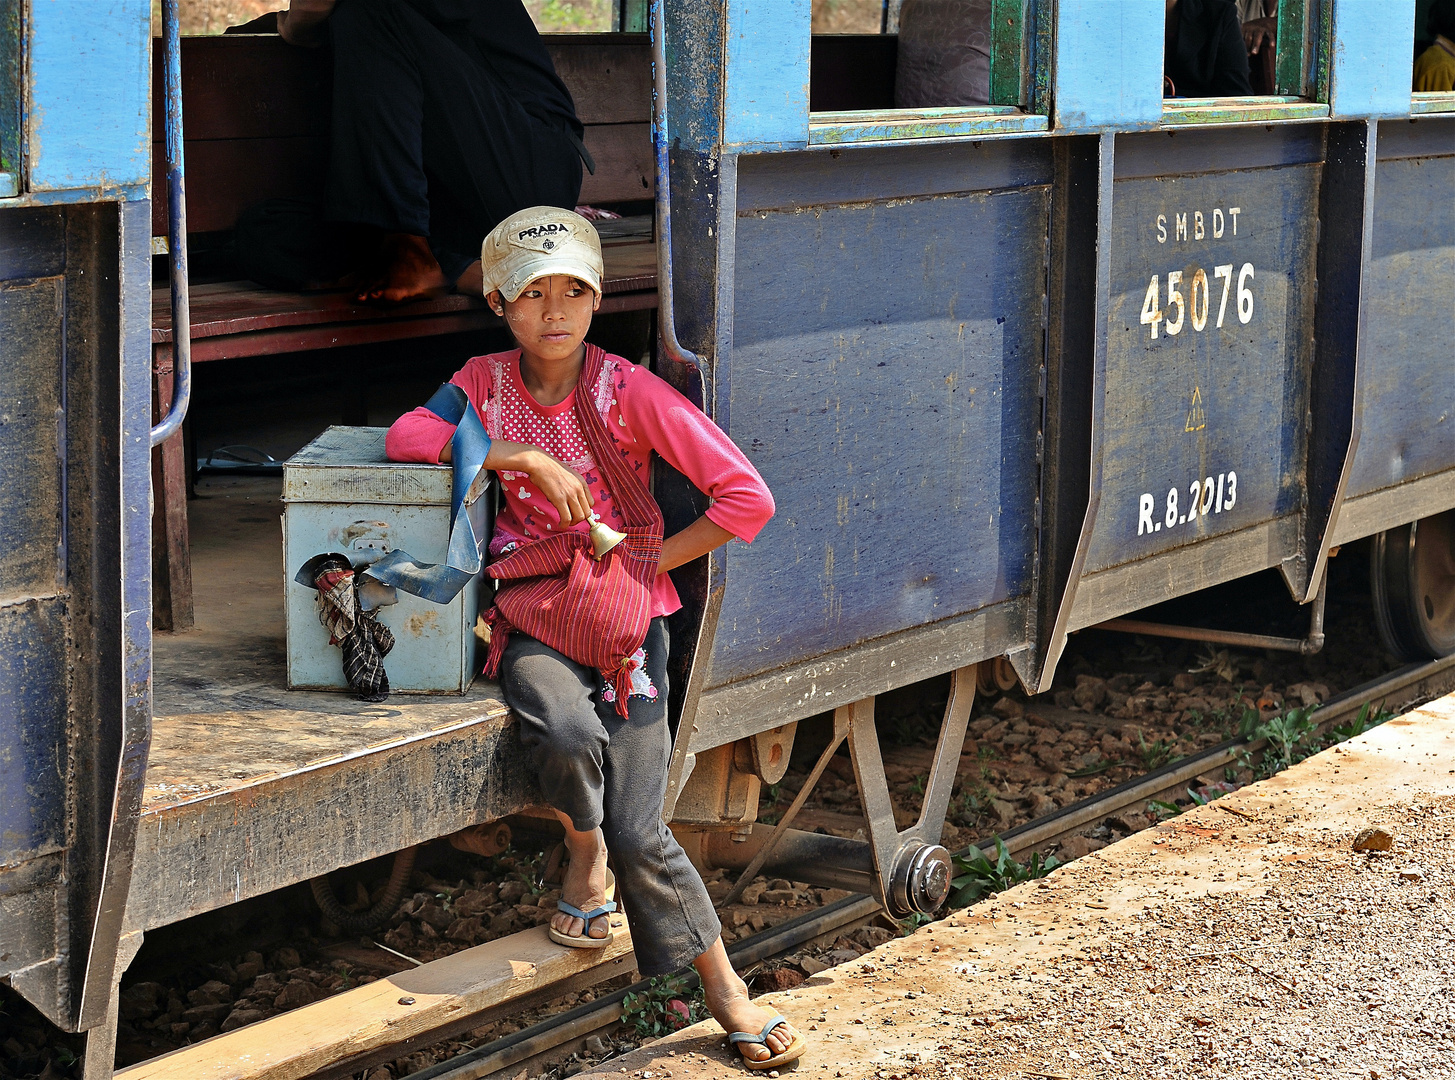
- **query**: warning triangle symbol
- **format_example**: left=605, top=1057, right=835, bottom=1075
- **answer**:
left=1185, top=386, right=1206, bottom=432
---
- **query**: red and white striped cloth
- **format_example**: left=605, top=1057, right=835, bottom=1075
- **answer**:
left=482, top=345, right=663, bottom=715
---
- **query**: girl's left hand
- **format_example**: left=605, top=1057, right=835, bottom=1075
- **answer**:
left=658, top=517, right=736, bottom=574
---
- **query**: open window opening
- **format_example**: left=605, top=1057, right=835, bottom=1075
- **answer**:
left=1161, top=0, right=1325, bottom=124
left=148, top=0, right=649, bottom=36
left=809, top=0, right=1048, bottom=144
left=1413, top=0, right=1455, bottom=111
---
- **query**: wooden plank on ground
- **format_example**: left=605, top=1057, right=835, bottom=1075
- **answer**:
left=115, top=924, right=635, bottom=1080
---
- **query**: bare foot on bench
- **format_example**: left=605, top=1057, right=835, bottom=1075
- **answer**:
left=454, top=259, right=484, bottom=297
left=355, top=233, right=450, bottom=305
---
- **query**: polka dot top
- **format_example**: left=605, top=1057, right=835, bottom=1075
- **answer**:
left=387, top=348, right=775, bottom=617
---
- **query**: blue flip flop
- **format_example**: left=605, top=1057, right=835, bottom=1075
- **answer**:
left=728, top=1013, right=807, bottom=1071
left=548, top=868, right=617, bottom=948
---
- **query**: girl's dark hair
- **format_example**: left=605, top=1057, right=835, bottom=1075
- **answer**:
left=1430, top=0, right=1455, bottom=40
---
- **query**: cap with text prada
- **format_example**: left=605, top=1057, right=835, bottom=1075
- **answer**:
left=480, top=206, right=603, bottom=302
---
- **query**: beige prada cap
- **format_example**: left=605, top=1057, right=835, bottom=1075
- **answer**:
left=480, top=206, right=603, bottom=302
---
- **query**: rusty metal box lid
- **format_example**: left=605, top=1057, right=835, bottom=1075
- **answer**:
left=283, top=426, right=450, bottom=506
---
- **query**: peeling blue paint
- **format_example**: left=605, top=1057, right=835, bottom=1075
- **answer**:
left=1053, top=0, right=1163, bottom=133
left=26, top=0, right=150, bottom=197
left=723, top=0, right=809, bottom=152
left=1327, top=0, right=1416, bottom=119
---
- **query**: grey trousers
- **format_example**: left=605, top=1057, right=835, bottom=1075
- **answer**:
left=500, top=618, right=722, bottom=975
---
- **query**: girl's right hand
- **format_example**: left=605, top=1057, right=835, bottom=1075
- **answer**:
left=523, top=450, right=594, bottom=528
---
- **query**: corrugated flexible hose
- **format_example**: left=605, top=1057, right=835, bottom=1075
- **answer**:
left=310, top=846, right=418, bottom=934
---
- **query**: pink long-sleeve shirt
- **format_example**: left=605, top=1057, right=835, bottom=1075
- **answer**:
left=385, top=348, right=774, bottom=617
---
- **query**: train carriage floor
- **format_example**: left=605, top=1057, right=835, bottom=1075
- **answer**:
left=138, top=473, right=523, bottom=937
left=588, top=695, right=1455, bottom=1080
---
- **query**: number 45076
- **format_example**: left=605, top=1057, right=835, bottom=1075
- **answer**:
left=1140, top=263, right=1253, bottom=339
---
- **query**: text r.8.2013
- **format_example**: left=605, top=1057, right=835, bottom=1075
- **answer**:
left=1137, top=472, right=1238, bottom=537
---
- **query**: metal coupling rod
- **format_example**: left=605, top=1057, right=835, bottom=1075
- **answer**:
left=151, top=0, right=192, bottom=448
left=1097, top=577, right=1328, bottom=656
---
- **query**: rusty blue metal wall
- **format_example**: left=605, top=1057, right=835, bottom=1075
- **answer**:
left=687, top=141, right=1048, bottom=729
left=1345, top=119, right=1455, bottom=506
left=0, top=0, right=154, bottom=1037
left=1084, top=128, right=1322, bottom=578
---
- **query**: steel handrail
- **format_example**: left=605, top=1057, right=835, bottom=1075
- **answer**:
left=150, top=0, right=192, bottom=448
left=648, top=0, right=701, bottom=375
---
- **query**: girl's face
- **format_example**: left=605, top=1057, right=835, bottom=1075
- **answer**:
left=490, top=275, right=600, bottom=363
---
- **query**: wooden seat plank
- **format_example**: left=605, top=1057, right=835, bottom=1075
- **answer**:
left=114, top=924, right=636, bottom=1080
left=151, top=241, right=657, bottom=344
left=156, top=121, right=651, bottom=235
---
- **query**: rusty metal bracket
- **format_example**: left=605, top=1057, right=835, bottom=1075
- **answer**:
left=661, top=582, right=723, bottom=822
left=717, top=707, right=852, bottom=908
left=1097, top=575, right=1327, bottom=656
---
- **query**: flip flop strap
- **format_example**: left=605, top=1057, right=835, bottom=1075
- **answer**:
left=728, top=1015, right=788, bottom=1046
left=556, top=899, right=617, bottom=922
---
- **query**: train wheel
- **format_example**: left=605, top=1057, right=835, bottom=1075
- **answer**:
left=975, top=656, right=1020, bottom=697
left=1370, top=509, right=1455, bottom=661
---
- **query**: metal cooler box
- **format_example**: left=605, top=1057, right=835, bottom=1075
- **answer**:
left=283, top=426, right=486, bottom=694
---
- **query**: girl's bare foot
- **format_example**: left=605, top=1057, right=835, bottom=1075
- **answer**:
left=552, top=815, right=611, bottom=941
left=694, top=939, right=801, bottom=1065
left=355, top=233, right=450, bottom=305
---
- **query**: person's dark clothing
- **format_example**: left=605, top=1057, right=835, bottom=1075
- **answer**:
left=325, top=0, right=586, bottom=282
left=1165, top=0, right=1254, bottom=97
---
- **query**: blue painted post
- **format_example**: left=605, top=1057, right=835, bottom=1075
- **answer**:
left=24, top=0, right=150, bottom=198
left=722, top=0, right=810, bottom=152
left=1327, top=0, right=1417, bottom=118
left=1052, top=0, right=1163, bottom=133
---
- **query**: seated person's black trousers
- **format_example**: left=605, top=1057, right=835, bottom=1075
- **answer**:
left=325, top=0, right=585, bottom=283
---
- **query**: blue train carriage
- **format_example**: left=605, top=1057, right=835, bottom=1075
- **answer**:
left=654, top=0, right=1455, bottom=921
left=1032, top=0, right=1455, bottom=681
left=3, top=0, right=1452, bottom=1068
left=1330, top=86, right=1455, bottom=660
left=655, top=0, right=1055, bottom=920
left=0, top=0, right=155, bottom=1055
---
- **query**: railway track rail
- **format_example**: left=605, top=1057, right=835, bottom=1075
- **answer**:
left=362, top=650, right=1455, bottom=1080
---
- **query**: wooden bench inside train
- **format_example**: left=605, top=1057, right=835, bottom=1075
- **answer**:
left=149, top=32, right=659, bottom=631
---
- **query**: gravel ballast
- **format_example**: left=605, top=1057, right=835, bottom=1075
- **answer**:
left=581, top=694, right=1455, bottom=1080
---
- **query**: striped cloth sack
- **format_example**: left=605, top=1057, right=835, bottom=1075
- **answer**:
left=481, top=344, right=664, bottom=715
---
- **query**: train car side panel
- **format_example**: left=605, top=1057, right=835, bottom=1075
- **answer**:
left=696, top=141, right=1048, bottom=728
left=1335, top=117, right=1455, bottom=542
left=1066, top=127, right=1327, bottom=628
left=1085, top=144, right=1322, bottom=574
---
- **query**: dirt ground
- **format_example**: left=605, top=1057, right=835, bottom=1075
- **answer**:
left=580, top=694, right=1455, bottom=1080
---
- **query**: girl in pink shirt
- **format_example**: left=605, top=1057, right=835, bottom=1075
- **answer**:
left=386, top=208, right=802, bottom=1070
